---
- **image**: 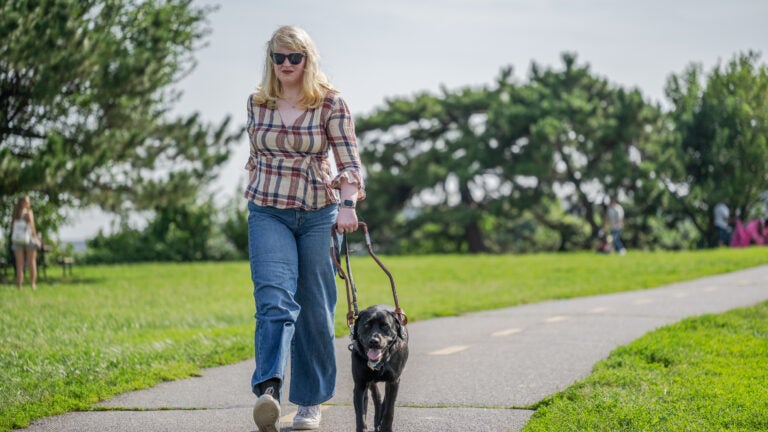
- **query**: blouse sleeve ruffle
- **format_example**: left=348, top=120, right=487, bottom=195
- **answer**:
left=331, top=168, right=366, bottom=201
left=244, top=155, right=256, bottom=171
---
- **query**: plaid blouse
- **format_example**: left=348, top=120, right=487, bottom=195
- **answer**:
left=244, top=92, right=365, bottom=210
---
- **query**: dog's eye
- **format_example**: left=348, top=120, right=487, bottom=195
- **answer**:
left=381, top=324, right=390, bottom=331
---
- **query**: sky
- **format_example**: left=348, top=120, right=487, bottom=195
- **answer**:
left=57, top=0, right=768, bottom=241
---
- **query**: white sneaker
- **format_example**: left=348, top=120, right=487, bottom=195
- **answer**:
left=253, top=394, right=280, bottom=432
left=292, top=405, right=321, bottom=430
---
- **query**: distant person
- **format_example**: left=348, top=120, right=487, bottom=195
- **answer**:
left=713, top=201, right=731, bottom=247
left=596, top=228, right=613, bottom=254
left=595, top=202, right=613, bottom=254
left=605, top=197, right=626, bottom=255
left=10, top=195, right=41, bottom=289
left=244, top=25, right=365, bottom=432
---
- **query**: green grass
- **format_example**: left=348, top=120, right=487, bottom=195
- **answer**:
left=0, top=248, right=766, bottom=431
left=523, top=301, right=768, bottom=431
left=346, top=248, right=768, bottom=330
left=0, top=262, right=255, bottom=431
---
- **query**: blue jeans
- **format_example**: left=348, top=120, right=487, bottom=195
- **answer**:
left=611, top=229, right=625, bottom=252
left=716, top=226, right=731, bottom=246
left=248, top=202, right=338, bottom=406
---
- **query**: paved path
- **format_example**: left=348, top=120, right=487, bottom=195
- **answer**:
left=19, top=265, right=768, bottom=431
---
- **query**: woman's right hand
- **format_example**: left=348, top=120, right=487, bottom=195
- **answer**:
left=336, top=208, right=359, bottom=234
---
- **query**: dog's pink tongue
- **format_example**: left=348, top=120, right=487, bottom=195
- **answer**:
left=367, top=349, right=382, bottom=361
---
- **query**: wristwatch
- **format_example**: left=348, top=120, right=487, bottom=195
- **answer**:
left=339, top=199, right=356, bottom=209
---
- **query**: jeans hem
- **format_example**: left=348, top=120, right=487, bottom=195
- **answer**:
left=289, top=391, right=335, bottom=407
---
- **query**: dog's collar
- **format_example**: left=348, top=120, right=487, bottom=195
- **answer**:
left=367, top=359, right=384, bottom=371
left=350, top=339, right=390, bottom=371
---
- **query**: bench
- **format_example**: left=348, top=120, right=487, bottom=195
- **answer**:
left=0, top=256, right=9, bottom=280
left=57, top=256, right=74, bottom=277
left=35, top=240, right=55, bottom=279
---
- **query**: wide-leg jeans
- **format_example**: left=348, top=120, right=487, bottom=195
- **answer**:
left=248, top=201, right=338, bottom=406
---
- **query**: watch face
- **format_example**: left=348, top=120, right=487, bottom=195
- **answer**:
left=343, top=199, right=355, bottom=207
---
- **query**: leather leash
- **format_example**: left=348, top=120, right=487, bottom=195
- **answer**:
left=330, top=222, right=407, bottom=331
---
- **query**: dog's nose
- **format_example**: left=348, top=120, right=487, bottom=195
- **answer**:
left=368, top=335, right=382, bottom=348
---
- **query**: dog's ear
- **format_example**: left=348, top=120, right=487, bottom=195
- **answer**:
left=350, top=316, right=358, bottom=340
left=350, top=311, right=365, bottom=341
left=392, top=312, right=407, bottom=340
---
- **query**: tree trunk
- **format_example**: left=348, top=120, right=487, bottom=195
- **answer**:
left=465, top=221, right=487, bottom=253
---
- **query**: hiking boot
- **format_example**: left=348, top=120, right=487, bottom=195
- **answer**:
left=292, top=404, right=321, bottom=430
left=253, top=393, right=280, bottom=432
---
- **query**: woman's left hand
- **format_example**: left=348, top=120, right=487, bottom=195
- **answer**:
left=336, top=207, right=358, bottom=233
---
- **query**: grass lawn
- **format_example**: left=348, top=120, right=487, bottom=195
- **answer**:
left=523, top=300, right=768, bottom=431
left=0, top=247, right=766, bottom=430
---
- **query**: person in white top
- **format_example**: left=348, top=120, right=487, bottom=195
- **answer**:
left=605, top=197, right=626, bottom=255
left=713, top=201, right=731, bottom=247
left=10, top=195, right=41, bottom=290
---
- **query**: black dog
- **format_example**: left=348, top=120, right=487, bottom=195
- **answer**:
left=351, top=305, right=409, bottom=432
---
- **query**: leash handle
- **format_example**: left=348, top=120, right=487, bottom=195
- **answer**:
left=357, top=223, right=407, bottom=325
left=331, top=230, right=358, bottom=328
left=330, top=222, right=407, bottom=327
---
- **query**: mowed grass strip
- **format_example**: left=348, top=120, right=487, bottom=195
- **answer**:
left=523, top=300, right=768, bottom=432
left=0, top=248, right=766, bottom=430
left=0, top=262, right=255, bottom=431
left=344, top=248, right=768, bottom=333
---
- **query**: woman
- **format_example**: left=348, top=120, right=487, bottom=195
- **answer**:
left=245, top=26, right=364, bottom=431
left=10, top=195, right=41, bottom=290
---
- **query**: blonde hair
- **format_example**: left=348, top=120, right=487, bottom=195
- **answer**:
left=12, top=196, right=30, bottom=221
left=252, top=25, right=337, bottom=109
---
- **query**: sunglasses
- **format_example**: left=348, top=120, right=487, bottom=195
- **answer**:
left=270, top=52, right=305, bottom=65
